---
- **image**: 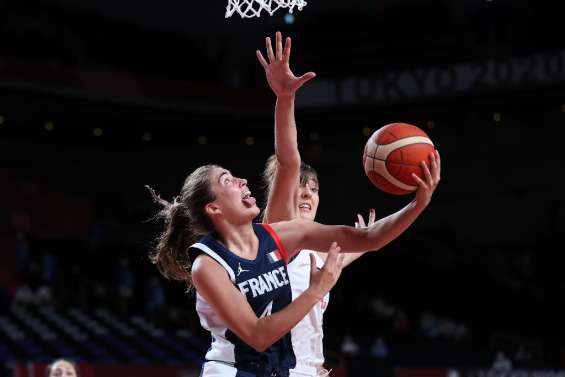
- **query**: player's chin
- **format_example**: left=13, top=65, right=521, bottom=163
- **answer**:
left=249, top=205, right=261, bottom=217
left=298, top=209, right=316, bottom=221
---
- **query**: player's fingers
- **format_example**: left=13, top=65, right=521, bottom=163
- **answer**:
left=256, top=50, right=269, bottom=69
left=297, top=72, right=316, bottom=87
left=276, top=31, right=283, bottom=61
left=421, top=160, right=433, bottom=186
left=283, top=36, right=291, bottom=63
left=325, top=242, right=340, bottom=267
left=434, top=149, right=441, bottom=181
left=356, top=214, right=366, bottom=228
left=266, top=37, right=275, bottom=63
left=354, top=221, right=359, bottom=228
left=368, top=208, right=376, bottom=225
left=329, top=244, right=342, bottom=272
left=412, top=173, right=429, bottom=191
left=337, top=252, right=345, bottom=267
left=429, top=152, right=439, bottom=185
left=309, top=253, right=317, bottom=279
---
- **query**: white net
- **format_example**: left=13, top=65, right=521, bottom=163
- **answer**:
left=225, top=0, right=307, bottom=18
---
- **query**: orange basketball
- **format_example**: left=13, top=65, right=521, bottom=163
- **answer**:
left=363, top=123, right=435, bottom=195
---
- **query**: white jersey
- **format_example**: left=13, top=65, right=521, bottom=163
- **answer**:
left=288, top=250, right=330, bottom=376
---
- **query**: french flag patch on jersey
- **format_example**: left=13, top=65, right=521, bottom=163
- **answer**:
left=267, top=249, right=283, bottom=263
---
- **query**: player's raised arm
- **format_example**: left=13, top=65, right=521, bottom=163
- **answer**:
left=257, top=31, right=316, bottom=223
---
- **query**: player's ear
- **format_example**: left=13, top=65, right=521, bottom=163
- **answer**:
left=205, top=202, right=221, bottom=217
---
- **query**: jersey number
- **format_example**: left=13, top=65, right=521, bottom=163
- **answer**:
left=259, top=300, right=273, bottom=318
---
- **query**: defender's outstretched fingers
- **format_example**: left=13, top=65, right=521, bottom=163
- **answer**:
left=337, top=252, right=345, bottom=268
left=256, top=50, right=268, bottom=69
left=276, top=31, right=283, bottom=61
left=309, top=253, right=317, bottom=284
left=357, top=209, right=376, bottom=229
left=324, top=242, right=341, bottom=272
left=266, top=37, right=275, bottom=63
left=368, top=208, right=376, bottom=225
left=296, top=72, right=316, bottom=87
left=283, top=36, right=291, bottom=63
left=356, top=214, right=366, bottom=228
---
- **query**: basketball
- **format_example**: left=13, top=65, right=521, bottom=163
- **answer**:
left=363, top=123, right=435, bottom=195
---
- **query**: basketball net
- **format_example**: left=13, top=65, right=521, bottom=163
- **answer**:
left=225, top=0, right=307, bottom=18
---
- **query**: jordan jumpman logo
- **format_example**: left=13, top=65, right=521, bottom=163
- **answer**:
left=237, top=262, right=250, bottom=277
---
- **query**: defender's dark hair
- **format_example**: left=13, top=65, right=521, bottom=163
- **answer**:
left=146, top=165, right=218, bottom=287
left=262, top=154, right=319, bottom=199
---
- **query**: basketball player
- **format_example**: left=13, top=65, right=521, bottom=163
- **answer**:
left=263, top=154, right=374, bottom=377
left=257, top=32, right=397, bottom=376
left=146, top=149, right=439, bottom=376
left=45, top=358, right=80, bottom=377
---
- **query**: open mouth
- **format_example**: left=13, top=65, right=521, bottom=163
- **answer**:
left=298, top=203, right=312, bottom=211
left=242, top=190, right=256, bottom=207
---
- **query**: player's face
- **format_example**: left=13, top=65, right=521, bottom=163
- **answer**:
left=48, top=361, right=77, bottom=377
left=209, top=168, right=260, bottom=221
left=296, top=177, right=319, bottom=221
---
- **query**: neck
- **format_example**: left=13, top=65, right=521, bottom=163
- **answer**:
left=215, top=221, right=258, bottom=259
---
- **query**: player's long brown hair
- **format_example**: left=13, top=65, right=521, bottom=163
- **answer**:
left=146, top=165, right=218, bottom=287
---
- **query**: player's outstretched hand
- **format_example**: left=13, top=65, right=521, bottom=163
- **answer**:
left=309, top=242, right=344, bottom=299
left=412, top=149, right=441, bottom=209
left=256, top=31, right=316, bottom=99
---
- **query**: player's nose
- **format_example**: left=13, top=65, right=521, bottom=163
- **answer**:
left=300, top=188, right=311, bottom=198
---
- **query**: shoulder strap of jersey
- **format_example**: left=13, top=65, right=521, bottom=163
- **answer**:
left=191, top=242, right=236, bottom=283
left=260, top=223, right=289, bottom=264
